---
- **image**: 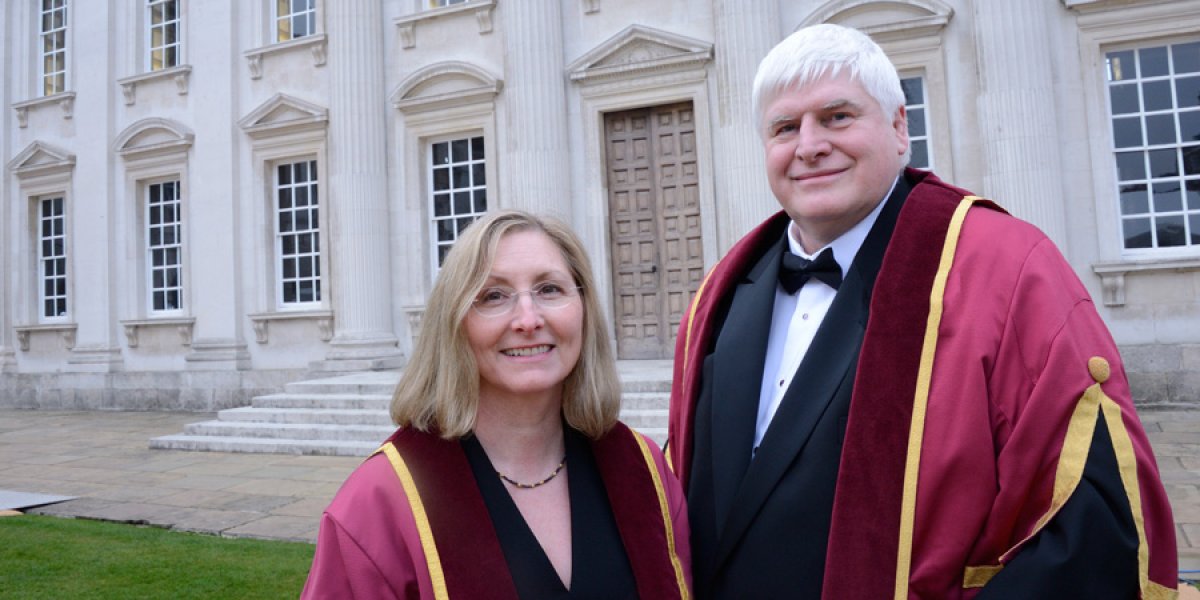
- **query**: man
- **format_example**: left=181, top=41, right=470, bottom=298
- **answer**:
left=668, top=23, right=1177, bottom=598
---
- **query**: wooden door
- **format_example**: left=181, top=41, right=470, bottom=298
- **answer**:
left=604, top=102, right=704, bottom=359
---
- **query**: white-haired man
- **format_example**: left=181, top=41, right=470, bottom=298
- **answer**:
left=669, top=23, right=1176, bottom=598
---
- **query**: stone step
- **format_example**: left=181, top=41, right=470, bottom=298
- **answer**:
left=153, top=361, right=674, bottom=456
left=218, top=406, right=392, bottom=426
left=253, top=393, right=392, bottom=410
left=150, top=434, right=379, bottom=457
left=619, top=408, right=669, bottom=429
left=620, top=392, right=670, bottom=410
left=183, top=420, right=394, bottom=443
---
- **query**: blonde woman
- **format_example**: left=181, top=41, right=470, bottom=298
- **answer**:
left=302, top=210, right=690, bottom=599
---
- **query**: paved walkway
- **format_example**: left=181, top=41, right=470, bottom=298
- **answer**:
left=1, top=407, right=1199, bottom=573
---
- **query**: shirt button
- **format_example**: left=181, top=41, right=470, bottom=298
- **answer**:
left=779, top=380, right=785, bottom=387
left=802, top=313, right=809, bottom=320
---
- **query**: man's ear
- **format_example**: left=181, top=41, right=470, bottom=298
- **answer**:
left=893, top=105, right=910, bottom=155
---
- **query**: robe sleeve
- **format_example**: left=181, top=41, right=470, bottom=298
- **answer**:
left=957, top=235, right=1176, bottom=597
left=301, top=512, right=414, bottom=599
left=642, top=433, right=694, bottom=592
left=300, top=453, right=427, bottom=599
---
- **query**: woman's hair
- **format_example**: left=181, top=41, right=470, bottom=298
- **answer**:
left=751, top=23, right=910, bottom=164
left=390, top=209, right=622, bottom=440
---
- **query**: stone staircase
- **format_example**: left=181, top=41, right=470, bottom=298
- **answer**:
left=150, top=360, right=672, bottom=456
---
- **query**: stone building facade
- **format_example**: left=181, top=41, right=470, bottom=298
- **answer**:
left=2, top=0, right=1198, bottom=410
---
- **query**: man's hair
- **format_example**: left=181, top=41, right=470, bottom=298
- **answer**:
left=390, top=209, right=622, bottom=440
left=752, top=23, right=909, bottom=162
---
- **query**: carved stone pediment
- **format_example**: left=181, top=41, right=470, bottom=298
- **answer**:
left=390, top=61, right=502, bottom=114
left=113, top=118, right=195, bottom=160
left=7, top=141, right=76, bottom=179
left=567, top=25, right=713, bottom=84
left=238, top=93, right=329, bottom=139
left=802, top=0, right=953, bottom=40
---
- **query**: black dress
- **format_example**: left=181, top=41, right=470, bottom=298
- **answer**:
left=462, top=427, right=638, bottom=599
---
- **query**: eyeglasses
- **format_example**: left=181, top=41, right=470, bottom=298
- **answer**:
left=472, top=281, right=582, bottom=317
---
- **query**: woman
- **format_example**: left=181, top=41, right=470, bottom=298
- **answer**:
left=301, top=210, right=691, bottom=599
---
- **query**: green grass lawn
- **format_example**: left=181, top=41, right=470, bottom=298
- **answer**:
left=0, top=514, right=315, bottom=599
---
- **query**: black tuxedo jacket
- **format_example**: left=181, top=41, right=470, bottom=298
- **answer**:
left=686, top=177, right=909, bottom=599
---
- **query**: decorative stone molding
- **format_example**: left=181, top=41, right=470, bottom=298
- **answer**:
left=12, top=92, right=76, bottom=128
left=238, top=93, right=329, bottom=139
left=247, top=310, right=334, bottom=344
left=801, top=0, right=953, bottom=41
left=113, top=118, right=195, bottom=161
left=391, top=61, right=502, bottom=114
left=7, top=141, right=76, bottom=180
left=584, top=0, right=600, bottom=14
left=403, top=305, right=425, bottom=344
left=394, top=0, right=496, bottom=49
left=566, top=25, right=714, bottom=85
left=14, top=323, right=77, bottom=351
left=120, top=317, right=196, bottom=348
left=116, top=65, right=193, bottom=106
left=243, top=33, right=327, bottom=80
left=1092, top=257, right=1200, bottom=307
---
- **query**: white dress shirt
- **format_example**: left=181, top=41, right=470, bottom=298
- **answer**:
left=752, top=178, right=897, bottom=451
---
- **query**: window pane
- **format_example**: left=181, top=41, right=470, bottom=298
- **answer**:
left=454, top=191, right=471, bottom=214
left=1123, top=217, right=1152, bottom=248
left=457, top=217, right=473, bottom=234
left=1177, top=76, right=1200, bottom=109
left=279, top=188, right=292, bottom=209
left=1110, top=83, right=1139, bottom=114
left=1191, top=214, right=1200, bottom=244
left=1149, top=148, right=1178, bottom=178
left=1140, top=46, right=1169, bottom=78
left=908, top=107, right=927, bottom=137
left=1120, top=184, right=1149, bottom=214
left=453, top=166, right=469, bottom=188
left=433, top=142, right=448, bottom=164
left=437, top=219, right=454, bottom=242
left=1181, top=112, right=1200, bottom=146
left=471, top=136, right=484, bottom=159
left=1116, top=151, right=1146, bottom=181
left=1146, top=114, right=1176, bottom=146
left=1112, top=117, right=1143, bottom=148
left=1108, top=50, right=1136, bottom=81
left=901, top=77, right=924, bottom=104
left=910, top=140, right=929, bottom=170
left=278, top=164, right=291, bottom=185
left=1156, top=215, right=1186, bottom=246
left=451, top=139, right=468, bottom=162
left=433, top=167, right=449, bottom=191
left=1174, top=42, right=1200, bottom=74
left=1186, top=146, right=1200, bottom=176
left=1143, top=80, right=1173, bottom=112
left=474, top=189, right=488, bottom=212
left=1152, top=181, right=1182, bottom=212
left=473, top=163, right=486, bottom=186
left=1188, top=179, right=1200, bottom=209
left=434, top=193, right=450, bottom=217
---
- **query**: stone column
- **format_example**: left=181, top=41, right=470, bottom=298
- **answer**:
left=974, top=0, right=1067, bottom=245
left=500, top=0, right=571, bottom=218
left=710, top=0, right=781, bottom=251
left=324, top=0, right=402, bottom=368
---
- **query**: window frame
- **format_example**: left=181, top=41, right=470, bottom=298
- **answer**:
left=900, top=74, right=934, bottom=171
left=274, top=0, right=317, bottom=43
left=144, top=179, right=185, bottom=314
left=35, top=194, right=69, bottom=322
left=146, top=0, right=182, bottom=72
left=39, top=0, right=69, bottom=97
left=427, top=133, right=488, bottom=273
left=1102, top=39, right=1200, bottom=256
left=271, top=157, right=324, bottom=309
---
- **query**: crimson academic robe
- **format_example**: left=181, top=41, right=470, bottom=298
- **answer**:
left=302, top=421, right=690, bottom=600
left=669, top=169, right=1177, bottom=598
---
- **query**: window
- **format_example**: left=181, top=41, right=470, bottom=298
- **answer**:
left=147, top=181, right=183, bottom=312
left=430, top=136, right=487, bottom=267
left=276, top=0, right=316, bottom=42
left=429, top=0, right=469, bottom=7
left=276, top=159, right=321, bottom=305
left=40, top=0, right=68, bottom=96
left=38, top=196, right=68, bottom=319
left=901, top=76, right=933, bottom=170
left=1107, top=40, right=1200, bottom=251
left=147, top=0, right=180, bottom=71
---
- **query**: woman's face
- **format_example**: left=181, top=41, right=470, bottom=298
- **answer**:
left=464, top=229, right=584, bottom=406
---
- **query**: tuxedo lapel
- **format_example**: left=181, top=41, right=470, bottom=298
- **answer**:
left=708, top=240, right=784, bottom=534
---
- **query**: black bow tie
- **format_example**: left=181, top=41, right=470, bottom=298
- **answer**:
left=779, top=247, right=842, bottom=293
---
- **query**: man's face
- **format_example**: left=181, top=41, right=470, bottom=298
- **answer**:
left=762, top=72, right=908, bottom=252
